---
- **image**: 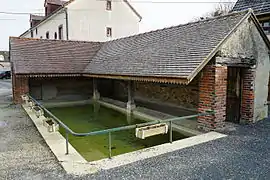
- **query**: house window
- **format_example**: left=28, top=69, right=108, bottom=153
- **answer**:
left=54, top=32, right=57, bottom=39
left=36, top=28, right=38, bottom=35
left=106, top=0, right=112, bottom=11
left=40, top=36, right=43, bottom=39
left=46, top=32, right=50, bottom=39
left=106, top=27, right=112, bottom=37
left=58, top=25, right=63, bottom=40
left=31, top=31, right=33, bottom=38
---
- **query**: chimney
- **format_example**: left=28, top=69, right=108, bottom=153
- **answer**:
left=44, top=0, right=65, bottom=16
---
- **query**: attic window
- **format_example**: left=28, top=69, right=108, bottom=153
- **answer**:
left=106, top=27, right=112, bottom=37
left=106, top=0, right=112, bottom=11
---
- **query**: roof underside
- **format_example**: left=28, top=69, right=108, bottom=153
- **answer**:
left=10, top=38, right=102, bottom=74
left=232, top=0, right=270, bottom=15
left=84, top=11, right=247, bottom=79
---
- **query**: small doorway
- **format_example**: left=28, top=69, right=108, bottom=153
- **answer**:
left=226, top=67, right=242, bottom=123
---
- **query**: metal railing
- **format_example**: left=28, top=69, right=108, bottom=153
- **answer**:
left=26, top=95, right=214, bottom=159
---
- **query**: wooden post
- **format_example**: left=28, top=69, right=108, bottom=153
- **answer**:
left=93, top=78, right=100, bottom=101
left=93, top=78, right=100, bottom=120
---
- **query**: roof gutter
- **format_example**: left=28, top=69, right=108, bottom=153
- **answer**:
left=64, top=8, right=69, bottom=40
left=187, top=9, right=253, bottom=84
left=83, top=74, right=188, bottom=85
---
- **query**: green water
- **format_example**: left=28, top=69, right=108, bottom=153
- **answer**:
left=48, top=104, right=185, bottom=161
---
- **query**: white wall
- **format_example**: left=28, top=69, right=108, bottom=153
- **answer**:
left=22, top=11, right=67, bottom=40
left=67, top=0, right=140, bottom=41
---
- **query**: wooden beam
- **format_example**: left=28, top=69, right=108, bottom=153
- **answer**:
left=83, top=74, right=188, bottom=85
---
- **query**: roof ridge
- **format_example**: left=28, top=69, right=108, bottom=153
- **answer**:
left=105, top=9, right=251, bottom=44
left=10, top=36, right=103, bottom=44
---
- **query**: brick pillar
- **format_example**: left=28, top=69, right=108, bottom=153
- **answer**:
left=240, top=69, right=255, bottom=123
left=198, top=64, right=227, bottom=131
left=13, top=75, right=29, bottom=104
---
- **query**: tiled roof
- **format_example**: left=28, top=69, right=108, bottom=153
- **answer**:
left=12, top=11, right=264, bottom=83
left=84, top=11, right=248, bottom=79
left=10, top=38, right=103, bottom=74
left=232, top=0, right=270, bottom=15
left=30, top=14, right=45, bottom=21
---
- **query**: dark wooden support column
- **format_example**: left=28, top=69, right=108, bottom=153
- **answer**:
left=127, top=81, right=136, bottom=124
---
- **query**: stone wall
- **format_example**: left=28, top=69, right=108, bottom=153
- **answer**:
left=135, top=80, right=199, bottom=109
left=29, top=77, right=92, bottom=101
left=111, top=79, right=199, bottom=109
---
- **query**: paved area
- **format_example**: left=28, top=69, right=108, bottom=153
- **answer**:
left=1, top=80, right=270, bottom=179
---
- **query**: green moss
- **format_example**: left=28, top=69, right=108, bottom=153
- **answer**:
left=48, top=105, right=185, bottom=161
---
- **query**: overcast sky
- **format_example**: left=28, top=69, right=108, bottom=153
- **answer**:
left=0, top=0, right=236, bottom=50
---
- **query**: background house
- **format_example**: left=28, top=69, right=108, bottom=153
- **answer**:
left=20, top=0, right=141, bottom=41
left=232, top=0, right=270, bottom=39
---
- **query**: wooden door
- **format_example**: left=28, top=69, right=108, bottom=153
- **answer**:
left=226, top=68, right=242, bottom=123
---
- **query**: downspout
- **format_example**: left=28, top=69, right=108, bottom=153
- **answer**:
left=64, top=8, right=69, bottom=40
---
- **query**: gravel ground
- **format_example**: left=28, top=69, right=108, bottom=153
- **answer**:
left=1, top=80, right=270, bottom=179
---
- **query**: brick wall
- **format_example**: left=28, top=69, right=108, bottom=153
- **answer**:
left=13, top=75, right=29, bottom=104
left=198, top=64, right=228, bottom=130
left=241, top=69, right=255, bottom=123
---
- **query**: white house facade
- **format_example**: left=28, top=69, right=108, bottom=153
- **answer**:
left=20, top=0, right=141, bottom=41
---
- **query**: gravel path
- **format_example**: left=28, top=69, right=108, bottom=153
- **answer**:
left=0, top=80, right=67, bottom=180
left=1, top=80, right=270, bottom=179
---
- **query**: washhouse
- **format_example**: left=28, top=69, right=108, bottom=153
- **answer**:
left=11, top=9, right=270, bottom=135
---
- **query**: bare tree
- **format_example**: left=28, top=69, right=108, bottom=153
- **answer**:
left=209, top=1, right=235, bottom=17
left=191, top=0, right=235, bottom=22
